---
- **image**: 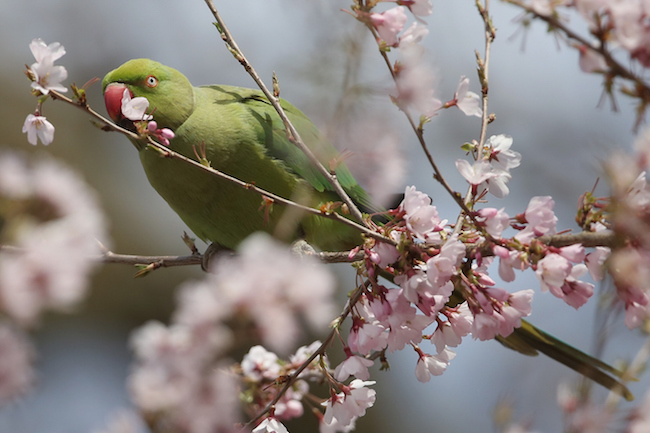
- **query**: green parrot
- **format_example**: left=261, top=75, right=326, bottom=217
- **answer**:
left=102, top=58, right=373, bottom=252
left=102, top=59, right=633, bottom=399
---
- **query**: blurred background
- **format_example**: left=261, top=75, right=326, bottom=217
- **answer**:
left=0, top=0, right=646, bottom=432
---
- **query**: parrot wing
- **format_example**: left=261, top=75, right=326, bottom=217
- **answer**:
left=202, top=85, right=379, bottom=214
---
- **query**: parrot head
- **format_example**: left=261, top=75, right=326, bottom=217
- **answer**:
left=102, top=58, right=195, bottom=131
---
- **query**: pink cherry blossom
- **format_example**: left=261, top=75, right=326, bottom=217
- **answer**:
left=147, top=121, right=175, bottom=146
left=398, top=22, right=429, bottom=49
left=275, top=386, right=307, bottom=420
left=22, top=114, right=55, bottom=146
left=487, top=134, right=521, bottom=172
left=427, top=235, right=465, bottom=288
left=398, top=0, right=433, bottom=16
left=29, top=38, right=65, bottom=64
left=414, top=348, right=456, bottom=382
left=627, top=387, right=650, bottom=433
left=29, top=38, right=68, bottom=94
left=471, top=311, right=506, bottom=341
left=585, top=246, right=610, bottom=281
left=207, top=233, right=336, bottom=353
left=382, top=289, right=433, bottom=351
left=453, top=76, right=482, bottom=117
left=484, top=169, right=513, bottom=198
left=476, top=207, right=510, bottom=238
left=456, top=159, right=495, bottom=186
left=609, top=247, right=650, bottom=328
left=431, top=303, right=473, bottom=352
left=556, top=265, right=594, bottom=309
left=348, top=318, right=389, bottom=356
left=334, top=353, right=374, bottom=381
left=558, top=244, right=586, bottom=263
left=0, top=154, right=107, bottom=326
left=515, top=196, right=558, bottom=243
left=322, top=380, right=376, bottom=428
left=396, top=266, right=453, bottom=316
left=578, top=44, right=608, bottom=73
left=369, top=6, right=408, bottom=47
left=121, top=89, right=153, bottom=121
left=494, top=246, right=528, bottom=282
left=370, top=232, right=402, bottom=268
left=394, top=47, right=443, bottom=116
left=241, top=345, right=282, bottom=381
left=508, top=289, right=534, bottom=317
left=289, top=340, right=325, bottom=367
left=535, top=253, right=572, bottom=293
left=253, top=417, right=289, bottom=433
left=171, top=366, right=242, bottom=433
left=399, top=186, right=443, bottom=240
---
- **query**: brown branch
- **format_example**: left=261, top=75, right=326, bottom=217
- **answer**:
left=0, top=230, right=617, bottom=270
left=100, top=250, right=202, bottom=267
left=203, top=0, right=367, bottom=226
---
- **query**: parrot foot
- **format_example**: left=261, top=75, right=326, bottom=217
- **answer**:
left=201, top=242, right=228, bottom=272
left=290, top=239, right=317, bottom=258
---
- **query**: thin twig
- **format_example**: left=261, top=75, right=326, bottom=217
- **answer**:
left=454, top=0, right=496, bottom=236
left=203, top=0, right=367, bottom=225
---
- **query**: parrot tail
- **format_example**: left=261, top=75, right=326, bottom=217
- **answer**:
left=496, top=319, right=635, bottom=401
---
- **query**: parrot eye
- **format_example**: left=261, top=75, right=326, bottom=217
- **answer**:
left=146, top=75, right=158, bottom=88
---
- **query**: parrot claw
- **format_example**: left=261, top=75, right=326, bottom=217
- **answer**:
left=290, top=239, right=317, bottom=258
left=201, top=242, right=229, bottom=272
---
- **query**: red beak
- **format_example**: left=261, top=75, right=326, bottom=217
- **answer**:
left=104, top=83, right=132, bottom=122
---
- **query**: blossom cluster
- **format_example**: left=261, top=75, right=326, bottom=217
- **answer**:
left=22, top=38, right=174, bottom=149
left=515, top=0, right=650, bottom=129
left=22, top=38, right=69, bottom=146
left=351, top=1, right=482, bottom=119
left=128, top=234, right=345, bottom=432
left=528, top=0, right=650, bottom=68
left=240, top=343, right=376, bottom=433
left=0, top=152, right=108, bottom=404
left=456, top=134, right=522, bottom=199
left=344, top=152, right=612, bottom=389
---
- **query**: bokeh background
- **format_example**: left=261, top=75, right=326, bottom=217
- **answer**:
left=0, top=0, right=646, bottom=432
